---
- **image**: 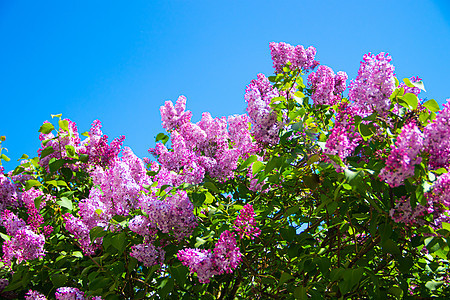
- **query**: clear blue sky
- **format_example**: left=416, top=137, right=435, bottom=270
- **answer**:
left=1, top=0, right=449, bottom=171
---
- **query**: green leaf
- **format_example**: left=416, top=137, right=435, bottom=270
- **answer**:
left=158, top=277, right=174, bottom=299
left=203, top=182, right=219, bottom=193
left=38, top=123, right=55, bottom=134
left=34, top=196, right=43, bottom=210
left=265, top=157, right=283, bottom=174
left=252, top=161, right=264, bottom=175
left=111, top=232, right=126, bottom=254
left=25, top=179, right=41, bottom=190
left=89, top=226, right=107, bottom=242
left=0, top=232, right=11, bottom=241
left=51, top=113, right=62, bottom=119
left=382, top=239, right=401, bottom=255
left=18, top=154, right=29, bottom=160
left=425, top=280, right=444, bottom=291
left=155, top=133, right=169, bottom=145
left=49, top=159, right=65, bottom=173
left=59, top=119, right=69, bottom=132
left=422, top=99, right=440, bottom=112
left=278, top=272, right=294, bottom=286
left=239, top=155, right=258, bottom=170
left=191, top=193, right=206, bottom=207
left=442, top=222, right=450, bottom=231
left=358, top=123, right=374, bottom=140
left=400, top=93, right=419, bottom=110
left=65, top=145, right=77, bottom=157
left=57, top=197, right=73, bottom=210
left=0, top=154, right=10, bottom=162
left=40, top=146, right=55, bottom=158
left=170, top=264, right=189, bottom=286
left=294, top=286, right=307, bottom=300
left=51, top=273, right=68, bottom=287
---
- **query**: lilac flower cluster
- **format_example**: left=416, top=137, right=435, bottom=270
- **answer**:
left=244, top=73, right=281, bottom=145
left=269, top=42, right=319, bottom=73
left=0, top=188, right=47, bottom=266
left=78, top=120, right=125, bottom=167
left=177, top=230, right=242, bottom=283
left=233, top=204, right=261, bottom=239
left=25, top=290, right=47, bottom=300
left=37, top=119, right=124, bottom=171
left=324, top=102, right=362, bottom=171
left=398, top=76, right=423, bottom=96
left=0, top=172, right=21, bottom=210
left=424, top=99, right=450, bottom=170
left=130, top=242, right=164, bottom=267
left=348, top=52, right=396, bottom=117
left=151, top=96, right=257, bottom=184
left=307, top=65, right=348, bottom=106
left=379, top=122, right=424, bottom=187
left=389, top=197, right=427, bottom=225
left=425, top=173, right=450, bottom=228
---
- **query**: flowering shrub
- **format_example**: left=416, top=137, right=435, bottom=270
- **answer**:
left=0, top=42, right=449, bottom=299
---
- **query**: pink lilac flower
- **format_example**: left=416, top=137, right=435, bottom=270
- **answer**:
left=308, top=65, right=348, bottom=106
left=389, top=197, right=427, bottom=225
left=55, top=287, right=85, bottom=300
left=213, top=231, right=242, bottom=273
left=348, top=52, right=396, bottom=117
left=130, top=242, right=165, bottom=267
left=269, top=42, right=319, bottom=73
left=128, top=215, right=154, bottom=237
left=324, top=102, right=362, bottom=171
left=177, top=230, right=242, bottom=283
left=160, top=95, right=192, bottom=131
left=379, top=122, right=424, bottom=187
left=426, top=173, right=450, bottom=228
left=2, top=228, right=45, bottom=265
left=178, top=248, right=217, bottom=283
left=78, top=119, right=125, bottom=167
left=37, top=119, right=81, bottom=171
left=234, top=204, right=261, bottom=239
left=21, top=188, right=50, bottom=232
left=245, top=73, right=281, bottom=144
left=424, top=99, right=450, bottom=169
left=398, top=76, right=423, bottom=96
left=1, top=210, right=26, bottom=236
left=0, top=172, right=21, bottom=210
left=25, top=290, right=47, bottom=300
left=150, top=97, right=257, bottom=184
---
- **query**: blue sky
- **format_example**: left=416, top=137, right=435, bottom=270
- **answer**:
left=1, top=0, right=449, bottom=171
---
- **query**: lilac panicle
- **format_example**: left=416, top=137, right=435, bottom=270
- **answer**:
left=348, top=52, right=396, bottom=117
left=233, top=204, right=261, bottom=239
left=379, top=122, right=424, bottom=187
left=25, top=290, right=47, bottom=300
left=269, top=42, right=319, bottom=73
left=424, top=99, right=450, bottom=169
left=308, top=65, right=348, bottom=106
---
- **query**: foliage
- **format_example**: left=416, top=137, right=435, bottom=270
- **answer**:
left=0, top=42, right=449, bottom=299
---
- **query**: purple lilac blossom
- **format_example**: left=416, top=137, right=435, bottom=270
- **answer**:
left=177, top=230, right=242, bottom=283
left=398, top=76, right=423, bottom=96
left=55, top=287, right=85, bottom=300
left=78, top=119, right=125, bottom=167
left=308, top=65, right=347, bottom=106
left=389, top=197, right=427, bottom=225
left=0, top=172, right=21, bottom=210
left=2, top=228, right=45, bottom=265
left=245, top=73, right=281, bottom=145
left=426, top=173, right=450, bottom=229
left=424, top=99, right=450, bottom=169
left=25, top=290, right=47, bottom=300
left=233, top=204, right=261, bottom=239
left=160, top=95, right=192, bottom=131
left=348, top=52, right=396, bottom=117
left=178, top=248, right=217, bottom=283
left=269, top=42, right=319, bottom=73
left=324, top=102, right=362, bottom=171
left=213, top=231, right=242, bottom=273
left=129, top=242, right=165, bottom=267
left=379, top=122, right=424, bottom=187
